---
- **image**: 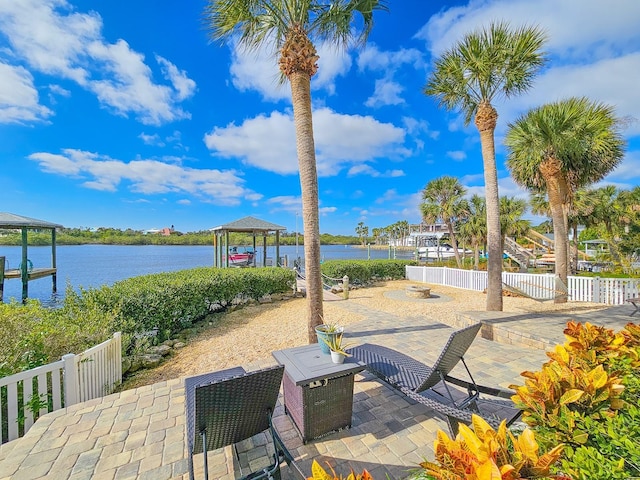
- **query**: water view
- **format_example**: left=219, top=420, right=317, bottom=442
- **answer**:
left=0, top=244, right=413, bottom=305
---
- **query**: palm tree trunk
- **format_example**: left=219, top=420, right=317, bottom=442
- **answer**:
left=475, top=103, right=503, bottom=311
left=289, top=71, right=323, bottom=341
left=446, top=221, right=462, bottom=268
left=544, top=176, right=569, bottom=304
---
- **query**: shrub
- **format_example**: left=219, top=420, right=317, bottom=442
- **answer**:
left=511, top=321, right=640, bottom=479
left=320, top=259, right=416, bottom=285
left=0, top=287, right=120, bottom=377
left=81, top=267, right=296, bottom=343
left=417, top=414, right=567, bottom=479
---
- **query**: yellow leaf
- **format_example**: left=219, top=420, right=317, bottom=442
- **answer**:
left=559, top=388, right=584, bottom=405
left=458, top=424, right=485, bottom=459
left=471, top=414, right=493, bottom=439
left=310, top=460, right=334, bottom=480
left=516, top=428, right=539, bottom=462
left=589, top=365, right=608, bottom=389
left=475, top=459, right=503, bottom=479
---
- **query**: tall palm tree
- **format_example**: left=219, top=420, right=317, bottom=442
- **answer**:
left=458, top=194, right=487, bottom=270
left=205, top=0, right=387, bottom=343
left=584, top=186, right=626, bottom=263
left=420, top=176, right=469, bottom=268
left=425, top=22, right=547, bottom=311
left=505, top=97, right=625, bottom=302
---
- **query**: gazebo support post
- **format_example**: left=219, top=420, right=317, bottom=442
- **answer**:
left=21, top=227, right=28, bottom=302
left=276, top=231, right=280, bottom=268
left=51, top=229, right=57, bottom=294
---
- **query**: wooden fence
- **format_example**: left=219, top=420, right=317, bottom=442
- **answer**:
left=406, top=266, right=640, bottom=304
left=0, top=332, right=122, bottom=444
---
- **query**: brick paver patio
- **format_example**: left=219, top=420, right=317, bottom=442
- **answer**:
left=0, top=293, right=633, bottom=479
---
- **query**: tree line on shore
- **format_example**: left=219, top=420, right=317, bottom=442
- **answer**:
left=0, top=227, right=362, bottom=247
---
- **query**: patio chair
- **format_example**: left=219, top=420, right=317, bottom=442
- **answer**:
left=185, top=365, right=300, bottom=480
left=347, top=323, right=521, bottom=435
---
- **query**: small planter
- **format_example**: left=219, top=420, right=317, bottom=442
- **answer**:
left=330, top=351, right=346, bottom=364
left=315, top=325, right=344, bottom=355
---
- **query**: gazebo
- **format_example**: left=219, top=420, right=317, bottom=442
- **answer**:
left=0, top=212, right=63, bottom=302
left=210, top=216, right=287, bottom=268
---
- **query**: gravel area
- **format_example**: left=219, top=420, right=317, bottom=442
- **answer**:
left=121, top=279, right=606, bottom=389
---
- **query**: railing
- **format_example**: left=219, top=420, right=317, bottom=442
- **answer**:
left=0, top=332, right=121, bottom=444
left=406, top=266, right=640, bottom=304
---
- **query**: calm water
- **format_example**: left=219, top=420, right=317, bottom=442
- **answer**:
left=0, top=244, right=412, bottom=305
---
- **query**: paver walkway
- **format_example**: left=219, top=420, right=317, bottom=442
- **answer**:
left=0, top=293, right=634, bottom=479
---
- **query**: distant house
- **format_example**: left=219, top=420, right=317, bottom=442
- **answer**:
left=144, top=226, right=174, bottom=236
left=160, top=227, right=172, bottom=236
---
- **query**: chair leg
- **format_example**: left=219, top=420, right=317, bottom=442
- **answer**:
left=201, top=430, right=208, bottom=480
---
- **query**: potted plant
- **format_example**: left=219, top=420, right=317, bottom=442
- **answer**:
left=315, top=322, right=344, bottom=355
left=322, top=333, right=353, bottom=364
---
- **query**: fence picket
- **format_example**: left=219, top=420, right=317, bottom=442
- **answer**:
left=1, top=333, right=121, bottom=444
left=406, top=266, right=639, bottom=306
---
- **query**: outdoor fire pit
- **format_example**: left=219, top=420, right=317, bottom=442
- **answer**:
left=405, top=285, right=431, bottom=298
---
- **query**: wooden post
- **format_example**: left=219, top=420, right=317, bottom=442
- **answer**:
left=51, top=228, right=57, bottom=293
left=0, top=256, right=5, bottom=302
left=343, top=275, right=349, bottom=300
left=276, top=230, right=280, bottom=267
left=21, top=227, right=28, bottom=302
left=262, top=235, right=267, bottom=267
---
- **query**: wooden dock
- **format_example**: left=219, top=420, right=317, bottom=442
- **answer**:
left=4, top=268, right=57, bottom=281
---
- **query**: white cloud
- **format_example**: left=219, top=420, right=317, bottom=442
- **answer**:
left=204, top=107, right=407, bottom=176
left=446, top=150, right=467, bottom=161
left=0, top=62, right=52, bottom=123
left=365, top=79, right=404, bottom=107
left=0, top=0, right=195, bottom=125
left=139, top=133, right=165, bottom=147
left=358, top=44, right=425, bottom=107
left=155, top=55, right=196, bottom=101
left=417, top=0, right=640, bottom=59
left=28, top=148, right=253, bottom=205
left=415, top=0, right=640, bottom=137
left=267, top=195, right=302, bottom=214
left=603, top=149, right=640, bottom=187
left=347, top=164, right=405, bottom=177
left=319, top=206, right=337, bottom=215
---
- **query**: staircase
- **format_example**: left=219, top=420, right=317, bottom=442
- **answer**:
left=504, top=237, right=536, bottom=272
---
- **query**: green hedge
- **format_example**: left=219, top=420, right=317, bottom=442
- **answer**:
left=82, top=267, right=295, bottom=340
left=320, top=259, right=416, bottom=284
left=1, top=267, right=296, bottom=377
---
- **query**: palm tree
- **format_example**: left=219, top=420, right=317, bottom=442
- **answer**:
left=420, top=176, right=469, bottom=268
left=499, top=195, right=530, bottom=252
left=205, top=0, right=387, bottom=342
left=505, top=97, right=625, bottom=302
left=458, top=194, right=487, bottom=270
left=583, top=186, right=626, bottom=263
left=425, top=22, right=547, bottom=311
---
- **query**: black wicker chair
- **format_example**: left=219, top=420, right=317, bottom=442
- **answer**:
left=185, top=365, right=299, bottom=480
left=347, top=323, right=521, bottom=435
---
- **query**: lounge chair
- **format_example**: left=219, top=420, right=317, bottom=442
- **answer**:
left=185, top=365, right=301, bottom=480
left=347, top=323, right=521, bottom=435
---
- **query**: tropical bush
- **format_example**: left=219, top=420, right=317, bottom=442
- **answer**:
left=417, top=415, right=567, bottom=480
left=511, top=321, right=640, bottom=479
left=82, top=267, right=296, bottom=342
left=320, top=259, right=416, bottom=285
left=307, top=460, right=372, bottom=480
left=0, top=289, right=121, bottom=377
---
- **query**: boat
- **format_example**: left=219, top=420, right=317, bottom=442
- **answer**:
left=417, top=240, right=469, bottom=260
left=228, top=247, right=255, bottom=267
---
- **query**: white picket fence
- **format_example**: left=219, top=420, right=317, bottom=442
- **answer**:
left=406, top=266, right=640, bottom=304
left=0, top=332, right=122, bottom=444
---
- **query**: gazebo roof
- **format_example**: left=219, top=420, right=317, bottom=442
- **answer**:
left=210, top=216, right=286, bottom=233
left=0, top=212, right=63, bottom=229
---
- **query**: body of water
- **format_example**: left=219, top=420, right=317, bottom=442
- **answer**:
left=0, top=244, right=414, bottom=304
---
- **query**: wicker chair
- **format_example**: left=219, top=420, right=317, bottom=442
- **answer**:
left=185, top=365, right=299, bottom=480
left=347, top=323, right=521, bottom=435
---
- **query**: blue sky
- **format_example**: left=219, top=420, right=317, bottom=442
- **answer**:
left=1, top=0, right=639, bottom=235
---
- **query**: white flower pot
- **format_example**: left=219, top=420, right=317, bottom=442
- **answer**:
left=330, top=351, right=346, bottom=364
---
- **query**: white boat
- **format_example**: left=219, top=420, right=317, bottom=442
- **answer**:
left=417, top=241, right=468, bottom=260
left=228, top=247, right=255, bottom=267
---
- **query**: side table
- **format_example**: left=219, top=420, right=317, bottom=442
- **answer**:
left=272, top=344, right=365, bottom=443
